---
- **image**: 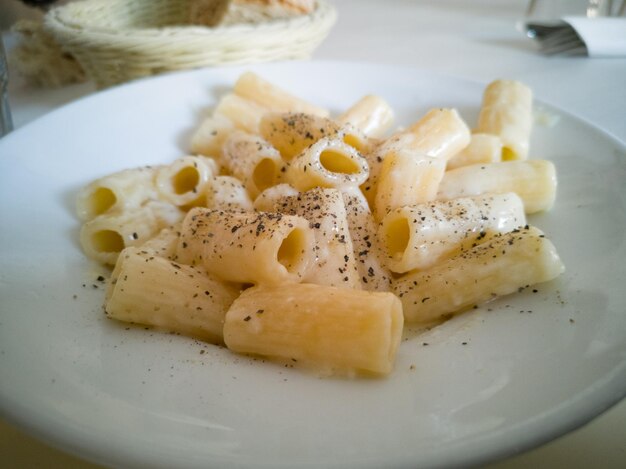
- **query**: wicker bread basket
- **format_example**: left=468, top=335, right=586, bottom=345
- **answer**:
left=44, top=0, right=336, bottom=88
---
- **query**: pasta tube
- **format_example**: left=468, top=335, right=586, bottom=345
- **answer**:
left=260, top=112, right=340, bottom=160
left=76, top=166, right=158, bottom=221
left=437, top=160, right=557, bottom=214
left=155, top=155, right=218, bottom=207
left=190, top=114, right=234, bottom=158
left=360, top=107, right=469, bottom=208
left=253, top=183, right=299, bottom=212
left=79, top=201, right=183, bottom=265
left=276, top=188, right=361, bottom=289
left=342, top=187, right=391, bottom=292
left=338, top=124, right=376, bottom=155
left=359, top=133, right=412, bottom=206
left=205, top=175, right=254, bottom=211
left=379, top=193, right=526, bottom=273
left=337, top=95, right=394, bottom=138
left=406, top=108, right=471, bottom=160
left=475, top=79, right=533, bottom=161
left=286, top=137, right=369, bottom=192
left=374, top=150, right=446, bottom=221
left=221, top=131, right=283, bottom=199
left=233, top=71, right=329, bottom=117
left=214, top=93, right=268, bottom=134
left=177, top=208, right=314, bottom=285
left=223, top=284, right=404, bottom=376
left=446, top=133, right=503, bottom=170
left=139, top=226, right=181, bottom=260
left=105, top=248, right=240, bottom=345
left=393, top=227, right=565, bottom=324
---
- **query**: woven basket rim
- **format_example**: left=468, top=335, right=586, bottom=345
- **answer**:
left=45, top=0, right=335, bottom=40
left=42, top=0, right=337, bottom=88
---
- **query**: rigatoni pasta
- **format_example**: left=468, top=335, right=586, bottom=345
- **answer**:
left=260, top=112, right=340, bottom=160
left=475, top=79, right=533, bottom=161
left=221, top=131, right=283, bottom=199
left=190, top=114, right=234, bottom=158
left=233, top=71, right=329, bottom=117
left=76, top=166, right=158, bottom=221
left=213, top=93, right=268, bottom=134
left=75, top=72, right=564, bottom=378
left=286, top=137, right=369, bottom=192
left=205, top=175, right=254, bottom=211
left=374, top=151, right=446, bottom=220
left=79, top=201, right=183, bottom=265
left=223, top=283, right=403, bottom=376
left=392, top=227, right=564, bottom=324
left=446, top=133, right=503, bottom=170
left=379, top=193, right=526, bottom=273
left=405, top=108, right=471, bottom=160
left=106, top=247, right=240, bottom=345
left=341, top=187, right=391, bottom=292
left=253, top=183, right=299, bottom=212
left=437, top=160, right=557, bottom=214
left=155, top=155, right=218, bottom=207
left=274, top=188, right=361, bottom=289
left=337, top=95, right=394, bottom=138
left=177, top=207, right=314, bottom=285
left=139, top=226, right=181, bottom=260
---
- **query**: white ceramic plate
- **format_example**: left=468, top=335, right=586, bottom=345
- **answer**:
left=0, top=62, right=625, bottom=469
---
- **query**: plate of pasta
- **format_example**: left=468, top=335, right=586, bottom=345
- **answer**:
left=0, top=61, right=625, bottom=469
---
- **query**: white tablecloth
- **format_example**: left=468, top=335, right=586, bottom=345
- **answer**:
left=2, top=1, right=625, bottom=467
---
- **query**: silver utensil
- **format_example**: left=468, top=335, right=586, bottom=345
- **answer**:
left=525, top=21, right=589, bottom=55
left=525, top=0, right=625, bottom=55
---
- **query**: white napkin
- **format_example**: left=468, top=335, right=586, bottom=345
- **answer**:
left=562, top=17, right=626, bottom=57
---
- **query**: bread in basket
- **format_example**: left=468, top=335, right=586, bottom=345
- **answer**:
left=44, top=0, right=336, bottom=88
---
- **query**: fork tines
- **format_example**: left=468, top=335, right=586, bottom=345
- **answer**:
left=526, top=22, right=588, bottom=56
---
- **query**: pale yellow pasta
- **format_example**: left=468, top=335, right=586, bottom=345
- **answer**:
left=76, top=73, right=565, bottom=379
left=76, top=166, right=158, bottom=221
left=253, top=183, right=299, bottom=212
left=177, top=207, right=314, bottom=285
left=233, top=71, right=329, bottom=117
left=374, top=150, right=446, bottom=221
left=393, top=227, right=564, bottom=324
left=406, top=108, right=471, bottom=160
left=260, top=112, right=340, bottom=160
left=260, top=112, right=374, bottom=161
left=360, top=108, right=469, bottom=208
left=359, top=133, right=410, bottom=206
left=337, top=95, right=394, bottom=138
left=337, top=123, right=377, bottom=155
left=221, top=131, right=283, bottom=199
left=223, top=283, right=404, bottom=375
left=475, top=79, right=533, bottom=161
left=205, top=175, right=254, bottom=211
left=446, top=133, right=503, bottom=170
left=341, top=187, right=391, bottom=292
left=139, top=225, right=181, bottom=260
left=155, top=155, right=218, bottom=207
left=190, top=114, right=234, bottom=158
left=379, top=193, right=526, bottom=273
left=437, top=160, right=557, bottom=214
left=105, top=247, right=240, bottom=344
left=275, top=188, right=361, bottom=289
left=286, top=137, right=369, bottom=192
left=79, top=201, right=183, bottom=265
left=214, top=93, right=268, bottom=134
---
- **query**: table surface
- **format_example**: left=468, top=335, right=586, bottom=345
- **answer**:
left=1, top=0, right=625, bottom=468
